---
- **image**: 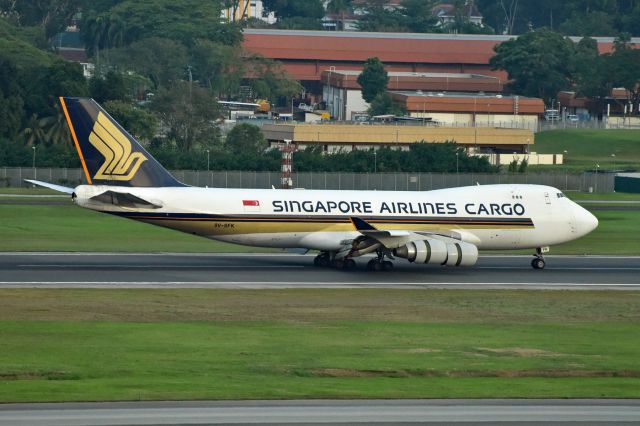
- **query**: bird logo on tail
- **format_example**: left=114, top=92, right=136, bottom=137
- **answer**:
left=88, top=112, right=147, bottom=181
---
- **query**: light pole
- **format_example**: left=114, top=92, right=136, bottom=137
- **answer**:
left=595, top=163, right=599, bottom=193
left=206, top=149, right=210, bottom=171
left=373, top=151, right=377, bottom=173
left=611, top=153, right=616, bottom=172
left=32, top=146, right=36, bottom=179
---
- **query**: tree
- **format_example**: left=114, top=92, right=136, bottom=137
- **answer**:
left=246, top=55, right=303, bottom=102
left=189, top=39, right=243, bottom=96
left=0, top=58, right=24, bottom=139
left=327, top=0, right=352, bottom=31
left=357, top=57, right=388, bottom=104
left=20, top=60, right=88, bottom=119
left=262, top=0, right=324, bottom=20
left=108, top=37, right=189, bottom=90
left=225, top=123, right=267, bottom=155
left=559, top=11, right=616, bottom=36
left=104, top=100, right=158, bottom=143
left=80, top=0, right=242, bottom=53
left=4, top=0, right=80, bottom=40
left=89, top=70, right=128, bottom=103
left=21, top=113, right=49, bottom=146
left=399, top=0, right=439, bottom=33
left=573, top=36, right=608, bottom=99
left=149, top=82, right=221, bottom=152
left=368, top=93, right=405, bottom=116
left=606, top=36, right=640, bottom=105
left=489, top=29, right=575, bottom=103
left=356, top=2, right=405, bottom=32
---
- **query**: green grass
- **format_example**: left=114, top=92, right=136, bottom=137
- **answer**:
left=0, top=289, right=638, bottom=402
left=0, top=204, right=270, bottom=252
left=551, top=210, right=639, bottom=255
left=568, top=192, right=640, bottom=201
left=534, top=129, right=640, bottom=172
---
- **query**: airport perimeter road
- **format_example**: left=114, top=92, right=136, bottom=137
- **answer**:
left=1, top=399, right=639, bottom=425
left=0, top=253, right=639, bottom=289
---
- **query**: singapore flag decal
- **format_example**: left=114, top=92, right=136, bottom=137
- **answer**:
left=242, top=199, right=261, bottom=213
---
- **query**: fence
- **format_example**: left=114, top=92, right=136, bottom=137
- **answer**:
left=2, top=167, right=615, bottom=192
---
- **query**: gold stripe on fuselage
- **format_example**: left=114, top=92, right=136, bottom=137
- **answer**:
left=127, top=217, right=533, bottom=237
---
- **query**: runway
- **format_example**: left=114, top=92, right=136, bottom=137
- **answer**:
left=1, top=399, right=639, bottom=425
left=1, top=253, right=639, bottom=289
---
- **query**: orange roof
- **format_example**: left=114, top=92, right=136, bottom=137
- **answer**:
left=322, top=70, right=504, bottom=92
left=391, top=92, right=545, bottom=114
left=242, top=30, right=639, bottom=81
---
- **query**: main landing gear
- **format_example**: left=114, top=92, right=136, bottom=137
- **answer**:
left=313, top=252, right=356, bottom=271
left=366, top=248, right=394, bottom=271
left=531, top=247, right=546, bottom=270
left=313, top=249, right=394, bottom=271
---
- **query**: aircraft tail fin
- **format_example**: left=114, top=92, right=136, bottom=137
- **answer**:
left=59, top=97, right=184, bottom=187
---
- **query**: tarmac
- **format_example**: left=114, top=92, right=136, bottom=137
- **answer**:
left=1, top=399, right=639, bottom=425
left=0, top=252, right=639, bottom=290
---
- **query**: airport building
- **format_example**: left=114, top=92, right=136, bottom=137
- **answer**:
left=242, top=29, right=637, bottom=85
left=321, top=70, right=506, bottom=121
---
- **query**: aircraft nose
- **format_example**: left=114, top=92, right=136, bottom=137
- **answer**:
left=574, top=205, right=598, bottom=236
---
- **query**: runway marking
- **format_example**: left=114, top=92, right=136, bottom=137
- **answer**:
left=1, top=281, right=640, bottom=288
left=18, top=265, right=305, bottom=269
left=15, top=265, right=640, bottom=271
left=477, top=266, right=640, bottom=271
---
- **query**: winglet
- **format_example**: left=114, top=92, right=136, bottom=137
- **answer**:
left=350, top=216, right=377, bottom=231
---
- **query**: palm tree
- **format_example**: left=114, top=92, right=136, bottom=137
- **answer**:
left=21, top=114, right=50, bottom=146
left=45, top=105, right=71, bottom=146
left=327, top=0, right=352, bottom=31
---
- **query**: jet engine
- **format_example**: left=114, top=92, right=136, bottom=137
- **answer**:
left=393, top=239, right=478, bottom=267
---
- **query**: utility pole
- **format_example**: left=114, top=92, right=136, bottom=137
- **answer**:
left=374, top=151, right=377, bottom=173
left=32, top=146, right=36, bottom=179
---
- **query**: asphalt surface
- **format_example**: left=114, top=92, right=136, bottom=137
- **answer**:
left=1, top=399, right=639, bottom=425
left=1, top=253, right=639, bottom=290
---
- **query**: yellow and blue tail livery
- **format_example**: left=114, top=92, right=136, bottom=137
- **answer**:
left=60, top=97, right=184, bottom=187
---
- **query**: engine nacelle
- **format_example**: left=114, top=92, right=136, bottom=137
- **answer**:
left=393, top=239, right=478, bottom=267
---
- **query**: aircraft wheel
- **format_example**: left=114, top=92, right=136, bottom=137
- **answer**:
left=342, top=259, right=356, bottom=271
left=314, top=254, right=331, bottom=267
left=382, top=260, right=394, bottom=271
left=367, top=259, right=381, bottom=271
left=531, top=258, right=546, bottom=270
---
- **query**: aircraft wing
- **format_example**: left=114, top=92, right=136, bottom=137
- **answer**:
left=24, top=179, right=74, bottom=194
left=337, top=216, right=478, bottom=261
left=348, top=216, right=413, bottom=248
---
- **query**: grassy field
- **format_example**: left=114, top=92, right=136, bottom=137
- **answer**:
left=534, top=129, right=640, bottom=172
left=0, top=289, right=638, bottom=402
left=0, top=203, right=271, bottom=253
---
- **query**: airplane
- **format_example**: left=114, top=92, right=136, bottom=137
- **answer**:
left=26, top=97, right=598, bottom=271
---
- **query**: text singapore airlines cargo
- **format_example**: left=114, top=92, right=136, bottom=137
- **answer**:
left=27, top=97, right=598, bottom=271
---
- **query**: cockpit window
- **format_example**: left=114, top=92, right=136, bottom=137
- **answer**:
left=556, top=192, right=566, bottom=198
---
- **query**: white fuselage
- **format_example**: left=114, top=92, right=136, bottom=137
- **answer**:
left=73, top=184, right=598, bottom=251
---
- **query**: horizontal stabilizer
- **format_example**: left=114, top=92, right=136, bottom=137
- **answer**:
left=24, top=179, right=74, bottom=194
left=90, top=191, right=161, bottom=209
